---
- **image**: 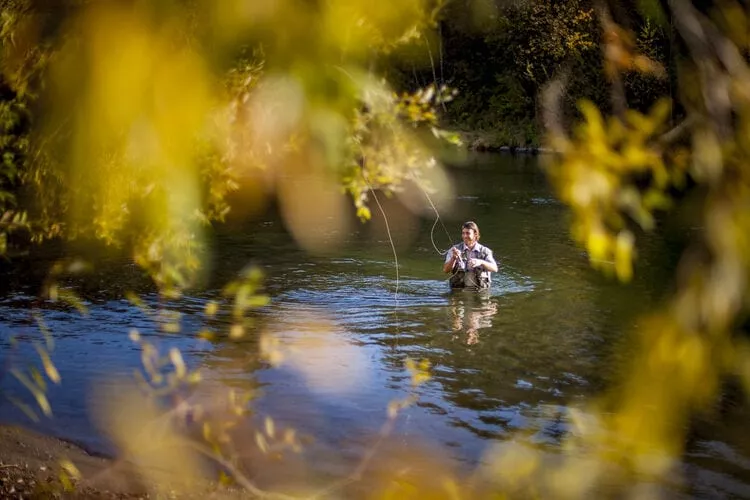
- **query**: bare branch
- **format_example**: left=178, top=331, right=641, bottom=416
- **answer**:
left=669, top=0, right=732, bottom=138
left=541, top=69, right=570, bottom=140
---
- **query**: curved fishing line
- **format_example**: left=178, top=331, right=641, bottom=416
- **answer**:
left=411, top=176, right=468, bottom=285
left=438, top=23, right=445, bottom=92
left=419, top=182, right=453, bottom=256
left=332, top=65, right=402, bottom=308
left=361, top=171, right=400, bottom=308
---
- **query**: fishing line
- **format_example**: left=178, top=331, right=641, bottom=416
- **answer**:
left=410, top=175, right=469, bottom=288
left=424, top=34, right=447, bottom=113
left=334, top=67, right=403, bottom=311
left=438, top=23, right=445, bottom=91
left=417, top=180, right=453, bottom=256
left=361, top=171, right=400, bottom=308
left=411, top=62, right=424, bottom=89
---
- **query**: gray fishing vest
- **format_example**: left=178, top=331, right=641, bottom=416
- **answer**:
left=449, top=243, right=492, bottom=289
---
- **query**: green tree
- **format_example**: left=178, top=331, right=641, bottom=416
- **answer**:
left=0, top=0, right=455, bottom=291
left=519, top=0, right=750, bottom=495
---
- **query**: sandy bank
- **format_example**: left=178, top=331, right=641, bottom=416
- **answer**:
left=0, top=425, right=248, bottom=499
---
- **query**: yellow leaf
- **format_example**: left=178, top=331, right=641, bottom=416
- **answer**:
left=264, top=416, right=275, bottom=438
left=169, top=348, right=186, bottom=378
left=586, top=229, right=610, bottom=264
left=35, top=344, right=61, bottom=384
left=204, top=300, right=218, bottom=317
left=229, top=324, right=244, bottom=339
left=614, top=230, right=634, bottom=282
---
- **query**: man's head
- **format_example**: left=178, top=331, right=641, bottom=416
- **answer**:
left=461, top=221, right=480, bottom=247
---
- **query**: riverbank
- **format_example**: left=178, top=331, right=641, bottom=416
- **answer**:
left=0, top=425, right=139, bottom=498
left=0, top=425, right=246, bottom=499
left=456, top=129, right=552, bottom=154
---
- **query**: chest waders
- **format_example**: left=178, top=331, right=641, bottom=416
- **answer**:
left=449, top=246, right=491, bottom=290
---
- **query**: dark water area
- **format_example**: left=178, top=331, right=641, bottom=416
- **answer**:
left=1, top=153, right=749, bottom=497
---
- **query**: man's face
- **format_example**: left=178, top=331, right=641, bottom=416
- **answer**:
left=462, top=228, right=477, bottom=247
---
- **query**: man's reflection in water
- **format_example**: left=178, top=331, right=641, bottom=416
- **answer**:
left=449, top=292, right=499, bottom=345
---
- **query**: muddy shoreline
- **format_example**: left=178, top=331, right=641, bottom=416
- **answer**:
left=0, top=424, right=140, bottom=498
left=0, top=425, right=248, bottom=499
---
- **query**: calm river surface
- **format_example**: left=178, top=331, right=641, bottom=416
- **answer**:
left=1, top=153, right=749, bottom=497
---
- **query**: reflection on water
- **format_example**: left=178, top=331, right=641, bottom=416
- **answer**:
left=448, top=292, right=499, bottom=345
left=0, top=154, right=749, bottom=497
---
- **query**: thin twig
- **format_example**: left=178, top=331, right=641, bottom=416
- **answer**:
left=596, top=2, right=626, bottom=118
left=306, top=411, right=400, bottom=499
left=185, top=441, right=299, bottom=500
left=540, top=69, right=570, bottom=140
left=669, top=0, right=732, bottom=139
left=658, top=115, right=696, bottom=146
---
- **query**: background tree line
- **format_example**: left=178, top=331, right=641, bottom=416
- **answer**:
left=385, top=0, right=674, bottom=148
left=0, top=0, right=453, bottom=276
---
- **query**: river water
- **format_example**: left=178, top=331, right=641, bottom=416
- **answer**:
left=1, top=153, right=749, bottom=497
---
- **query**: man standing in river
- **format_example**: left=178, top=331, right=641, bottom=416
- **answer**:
left=443, top=221, right=498, bottom=289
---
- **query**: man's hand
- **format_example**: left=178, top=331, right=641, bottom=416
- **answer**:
left=444, top=247, right=463, bottom=273
left=468, top=258, right=483, bottom=269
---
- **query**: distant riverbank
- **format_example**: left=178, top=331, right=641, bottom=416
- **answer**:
left=456, top=129, right=553, bottom=154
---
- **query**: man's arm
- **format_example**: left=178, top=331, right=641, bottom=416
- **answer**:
left=469, top=251, right=498, bottom=273
left=443, top=247, right=460, bottom=273
left=483, top=254, right=499, bottom=273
